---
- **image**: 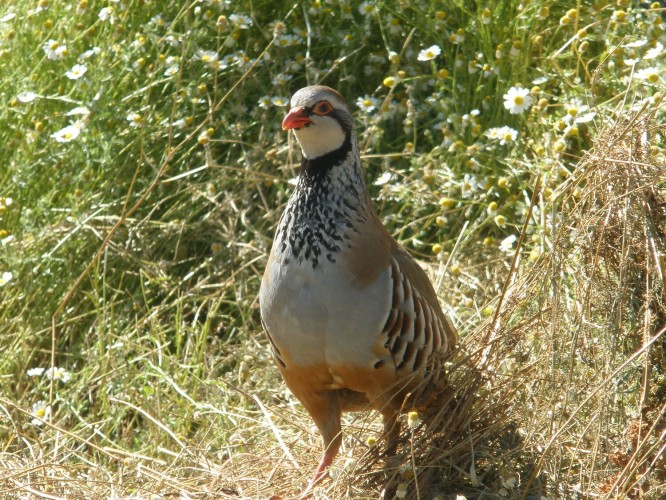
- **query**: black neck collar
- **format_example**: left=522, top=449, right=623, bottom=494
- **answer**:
left=300, top=132, right=353, bottom=184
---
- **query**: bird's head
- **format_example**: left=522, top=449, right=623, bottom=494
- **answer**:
left=282, top=85, right=354, bottom=160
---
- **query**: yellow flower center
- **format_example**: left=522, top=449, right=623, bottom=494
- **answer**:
left=513, top=95, right=524, bottom=106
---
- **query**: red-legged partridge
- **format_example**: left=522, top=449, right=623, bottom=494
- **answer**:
left=260, top=85, right=457, bottom=492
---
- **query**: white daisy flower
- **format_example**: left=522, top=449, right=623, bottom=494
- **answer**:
left=563, top=99, right=596, bottom=124
left=127, top=112, right=143, bottom=128
left=99, top=6, right=115, bottom=24
left=79, top=47, right=101, bottom=62
left=356, top=95, right=380, bottom=113
left=27, top=367, right=46, bottom=377
left=503, top=86, right=532, bottom=114
left=229, top=13, right=252, bottom=29
left=407, top=411, right=422, bottom=430
left=17, top=91, right=38, bottom=103
left=271, top=73, right=293, bottom=86
left=270, top=96, right=289, bottom=107
left=485, top=127, right=502, bottom=140
left=0, top=271, right=13, bottom=286
left=276, top=33, right=300, bottom=47
left=485, top=126, right=518, bottom=145
left=43, top=39, right=67, bottom=60
left=623, top=39, right=648, bottom=49
left=460, top=174, right=478, bottom=199
left=635, top=67, right=660, bottom=85
left=450, top=29, right=465, bottom=44
left=500, top=234, right=517, bottom=253
left=31, top=401, right=51, bottom=426
left=257, top=96, right=271, bottom=108
left=196, top=50, right=219, bottom=69
left=358, top=1, right=375, bottom=15
left=164, top=65, right=179, bottom=76
left=498, top=126, right=518, bottom=145
left=51, top=123, right=82, bottom=143
left=65, top=63, right=87, bottom=80
left=417, top=44, right=441, bottom=61
left=644, top=42, right=664, bottom=60
left=172, top=118, right=187, bottom=129
left=66, top=106, right=91, bottom=118
left=374, top=171, right=393, bottom=186
left=46, top=366, right=71, bottom=384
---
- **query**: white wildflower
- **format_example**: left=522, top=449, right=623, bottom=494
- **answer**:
left=644, top=43, right=664, bottom=60
left=31, top=401, right=51, bottom=426
left=65, top=63, right=87, bottom=80
left=358, top=1, right=375, bottom=15
left=635, top=67, right=660, bottom=85
left=417, top=44, right=441, bottom=61
left=356, top=95, right=380, bottom=113
left=43, top=39, right=67, bottom=60
left=46, top=366, right=71, bottom=384
left=196, top=50, right=219, bottom=69
left=99, top=6, right=115, bottom=24
left=27, top=367, right=46, bottom=377
left=51, top=123, right=83, bottom=143
left=17, top=91, right=37, bottom=103
left=499, top=126, right=518, bottom=145
left=374, top=171, right=393, bottom=186
left=79, top=47, right=101, bottom=61
left=0, top=271, right=13, bottom=286
left=503, top=86, right=532, bottom=114
left=407, top=411, right=421, bottom=430
left=127, top=112, right=143, bottom=128
left=500, top=234, right=517, bottom=253
left=270, top=96, right=289, bottom=107
left=66, top=106, right=91, bottom=118
left=460, top=174, right=477, bottom=199
left=229, top=13, right=252, bottom=29
left=257, top=96, right=271, bottom=108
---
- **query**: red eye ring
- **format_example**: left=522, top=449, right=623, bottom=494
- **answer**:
left=312, top=100, right=333, bottom=115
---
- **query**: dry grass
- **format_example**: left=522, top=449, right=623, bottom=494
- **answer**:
left=3, top=100, right=663, bottom=500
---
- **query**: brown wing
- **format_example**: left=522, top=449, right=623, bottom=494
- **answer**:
left=382, top=242, right=458, bottom=377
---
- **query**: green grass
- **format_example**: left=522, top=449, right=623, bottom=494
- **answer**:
left=1, top=0, right=665, bottom=497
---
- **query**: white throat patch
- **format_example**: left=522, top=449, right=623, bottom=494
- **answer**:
left=293, top=115, right=346, bottom=159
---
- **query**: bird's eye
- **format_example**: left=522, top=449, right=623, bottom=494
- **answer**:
left=312, top=101, right=333, bottom=115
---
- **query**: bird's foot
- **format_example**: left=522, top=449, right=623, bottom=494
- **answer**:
left=298, top=451, right=333, bottom=499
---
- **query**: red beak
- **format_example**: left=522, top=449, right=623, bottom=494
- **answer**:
left=282, top=106, right=312, bottom=130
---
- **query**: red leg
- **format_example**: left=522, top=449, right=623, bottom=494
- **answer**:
left=300, top=448, right=337, bottom=498
left=295, top=391, right=342, bottom=498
